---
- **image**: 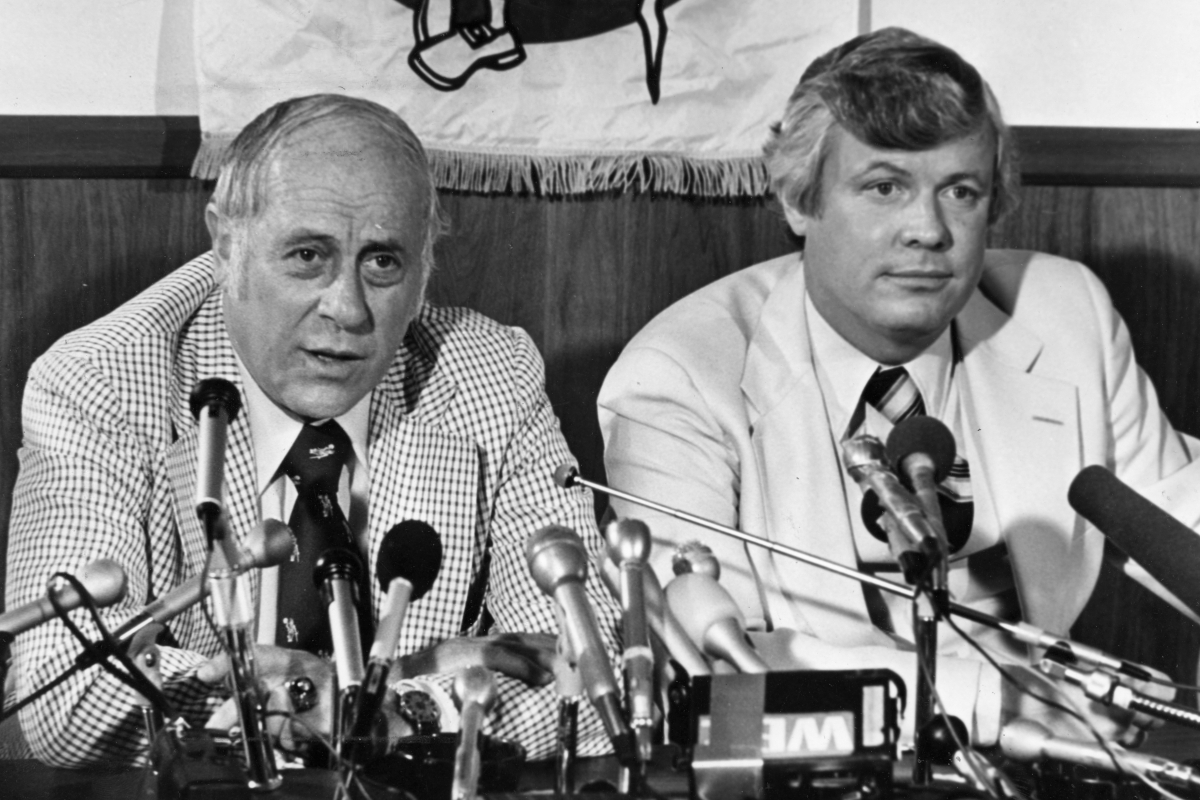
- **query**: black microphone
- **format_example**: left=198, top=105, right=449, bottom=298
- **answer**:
left=1069, top=465, right=1200, bottom=619
left=1000, top=718, right=1200, bottom=791
left=526, top=526, right=635, bottom=765
left=0, top=559, right=127, bottom=637
left=665, top=571, right=768, bottom=673
left=189, top=378, right=242, bottom=528
left=347, top=521, right=443, bottom=760
left=314, top=548, right=367, bottom=692
left=842, top=435, right=942, bottom=583
left=887, top=417, right=967, bottom=553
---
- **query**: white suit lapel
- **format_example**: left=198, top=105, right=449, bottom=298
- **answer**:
left=956, top=290, right=1089, bottom=634
left=739, top=262, right=878, bottom=642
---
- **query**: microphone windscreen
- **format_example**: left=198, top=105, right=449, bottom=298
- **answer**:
left=886, top=416, right=956, bottom=483
left=376, top=521, right=443, bottom=601
left=188, top=377, right=242, bottom=422
left=1068, top=465, right=1200, bottom=617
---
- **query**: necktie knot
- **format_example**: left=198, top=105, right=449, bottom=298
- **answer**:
left=863, top=366, right=925, bottom=422
left=283, top=421, right=351, bottom=493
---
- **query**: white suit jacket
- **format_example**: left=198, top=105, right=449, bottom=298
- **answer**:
left=599, top=250, right=1200, bottom=739
left=7, top=253, right=618, bottom=767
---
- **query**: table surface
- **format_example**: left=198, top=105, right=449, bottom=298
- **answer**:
left=1, top=725, right=1196, bottom=800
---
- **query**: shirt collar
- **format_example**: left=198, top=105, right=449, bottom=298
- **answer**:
left=805, top=291, right=954, bottom=437
left=232, top=353, right=372, bottom=495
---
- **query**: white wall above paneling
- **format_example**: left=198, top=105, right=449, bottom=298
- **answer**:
left=872, top=0, right=1200, bottom=128
left=0, top=0, right=197, bottom=115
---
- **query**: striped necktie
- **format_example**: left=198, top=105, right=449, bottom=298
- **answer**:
left=847, top=366, right=973, bottom=552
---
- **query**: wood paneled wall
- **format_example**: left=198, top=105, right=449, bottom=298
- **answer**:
left=3, top=179, right=1199, bottom=684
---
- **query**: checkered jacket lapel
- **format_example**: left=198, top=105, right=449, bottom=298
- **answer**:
left=164, top=286, right=261, bottom=618
left=367, top=337, right=478, bottom=647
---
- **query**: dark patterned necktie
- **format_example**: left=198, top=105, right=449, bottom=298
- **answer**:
left=275, top=421, right=372, bottom=655
left=847, top=366, right=974, bottom=552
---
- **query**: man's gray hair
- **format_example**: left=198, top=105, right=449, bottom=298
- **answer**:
left=210, top=94, right=447, bottom=275
left=764, top=27, right=1018, bottom=225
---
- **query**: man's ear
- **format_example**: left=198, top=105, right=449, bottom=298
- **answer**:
left=781, top=199, right=809, bottom=237
left=205, top=204, right=234, bottom=285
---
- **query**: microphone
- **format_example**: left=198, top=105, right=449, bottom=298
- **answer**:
left=1069, top=465, right=1200, bottom=619
left=110, top=519, right=293, bottom=646
left=526, top=526, right=635, bottom=765
left=314, top=548, right=367, bottom=692
left=671, top=540, right=721, bottom=579
left=451, top=666, right=498, bottom=800
left=842, top=435, right=943, bottom=583
left=886, top=417, right=961, bottom=549
left=0, top=559, right=127, bottom=637
left=603, top=518, right=656, bottom=761
left=347, top=521, right=443, bottom=760
left=665, top=572, right=768, bottom=673
left=1000, top=718, right=1200, bottom=791
left=189, top=378, right=242, bottom=527
left=642, top=568, right=711, bottom=677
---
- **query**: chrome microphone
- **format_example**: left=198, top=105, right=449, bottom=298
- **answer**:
left=527, top=526, right=635, bottom=765
left=603, top=518, right=656, bottom=762
left=665, top=572, right=768, bottom=673
left=452, top=666, right=498, bottom=800
left=112, top=519, right=293, bottom=646
left=671, top=540, right=721, bottom=579
left=1001, top=718, right=1200, bottom=791
left=0, top=559, right=127, bottom=637
left=842, top=435, right=943, bottom=583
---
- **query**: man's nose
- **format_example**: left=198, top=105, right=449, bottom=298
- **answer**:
left=318, top=265, right=371, bottom=331
left=901, top=194, right=952, bottom=251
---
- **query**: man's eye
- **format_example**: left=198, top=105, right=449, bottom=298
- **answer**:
left=292, top=248, right=320, bottom=262
left=369, top=254, right=398, bottom=270
left=948, top=185, right=981, bottom=202
left=868, top=181, right=897, bottom=197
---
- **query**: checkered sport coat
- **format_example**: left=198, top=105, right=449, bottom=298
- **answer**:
left=6, top=253, right=620, bottom=768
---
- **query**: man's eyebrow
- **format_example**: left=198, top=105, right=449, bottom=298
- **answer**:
left=359, top=237, right=408, bottom=256
left=853, top=160, right=913, bottom=179
left=280, top=230, right=338, bottom=248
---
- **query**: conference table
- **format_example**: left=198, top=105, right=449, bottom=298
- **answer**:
left=2, top=725, right=1197, bottom=800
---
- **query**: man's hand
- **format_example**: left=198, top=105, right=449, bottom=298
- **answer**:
left=394, top=632, right=559, bottom=687
left=198, top=645, right=335, bottom=749
left=1001, top=662, right=1175, bottom=748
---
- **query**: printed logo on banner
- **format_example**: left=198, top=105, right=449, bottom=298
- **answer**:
left=395, top=0, right=682, bottom=101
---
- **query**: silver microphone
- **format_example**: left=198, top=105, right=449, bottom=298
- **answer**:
left=665, top=571, right=768, bottom=673
left=0, top=559, right=127, bottom=637
left=603, top=518, right=656, bottom=761
left=452, top=666, right=499, bottom=800
left=527, top=525, right=635, bottom=765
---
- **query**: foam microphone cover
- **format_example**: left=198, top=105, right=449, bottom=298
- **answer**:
left=376, top=521, right=443, bottom=601
left=1069, top=464, right=1200, bottom=617
left=886, top=416, right=957, bottom=484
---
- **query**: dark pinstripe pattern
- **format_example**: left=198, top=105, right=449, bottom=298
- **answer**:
left=6, top=253, right=621, bottom=768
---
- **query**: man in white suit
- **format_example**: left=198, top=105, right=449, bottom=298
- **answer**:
left=6, top=94, right=618, bottom=767
left=599, top=28, right=1197, bottom=746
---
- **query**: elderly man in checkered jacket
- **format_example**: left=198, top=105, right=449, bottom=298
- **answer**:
left=4, top=94, right=620, bottom=768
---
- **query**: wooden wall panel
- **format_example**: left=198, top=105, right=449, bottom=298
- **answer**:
left=3, top=178, right=1200, bottom=688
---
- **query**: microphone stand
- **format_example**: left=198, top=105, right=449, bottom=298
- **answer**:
left=553, top=609, right=582, bottom=797
left=556, top=468, right=1191, bottom=732
left=203, top=510, right=281, bottom=792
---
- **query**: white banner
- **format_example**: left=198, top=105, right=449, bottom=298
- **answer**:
left=194, top=0, right=858, bottom=196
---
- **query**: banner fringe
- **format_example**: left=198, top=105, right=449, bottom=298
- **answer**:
left=192, top=138, right=770, bottom=198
